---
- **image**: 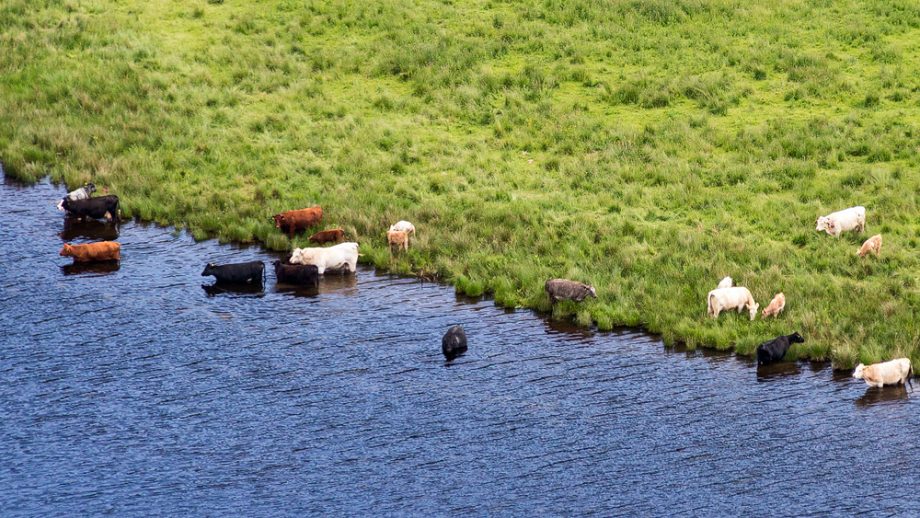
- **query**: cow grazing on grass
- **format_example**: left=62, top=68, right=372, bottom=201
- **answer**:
left=62, top=195, right=119, bottom=221
left=853, top=358, right=913, bottom=388
left=272, top=206, right=322, bottom=239
left=816, top=206, right=866, bottom=237
left=201, top=261, right=264, bottom=284
left=387, top=230, right=409, bottom=252
left=761, top=292, right=786, bottom=318
left=290, top=242, right=359, bottom=275
left=545, top=279, right=597, bottom=304
left=57, top=183, right=96, bottom=211
left=442, top=325, right=468, bottom=360
left=717, top=276, right=733, bottom=289
left=273, top=261, right=319, bottom=286
left=60, top=241, right=120, bottom=262
left=389, top=220, right=416, bottom=235
left=756, top=332, right=804, bottom=366
left=857, top=234, right=882, bottom=258
left=309, top=228, right=344, bottom=244
left=707, top=286, right=759, bottom=320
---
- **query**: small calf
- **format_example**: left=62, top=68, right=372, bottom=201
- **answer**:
left=853, top=358, right=913, bottom=388
left=387, top=230, right=409, bottom=252
left=761, top=292, right=786, bottom=318
left=201, top=261, right=264, bottom=284
left=756, top=332, right=804, bottom=366
left=442, top=325, right=468, bottom=360
left=60, top=241, right=120, bottom=262
left=545, top=279, right=597, bottom=304
left=309, top=228, right=345, bottom=244
left=857, top=234, right=882, bottom=258
left=717, top=276, right=733, bottom=289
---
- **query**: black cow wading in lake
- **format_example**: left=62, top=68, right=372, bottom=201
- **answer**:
left=756, top=332, right=805, bottom=366
left=202, top=261, right=264, bottom=285
left=62, top=195, right=120, bottom=221
left=442, top=325, right=468, bottom=361
left=273, top=261, right=319, bottom=286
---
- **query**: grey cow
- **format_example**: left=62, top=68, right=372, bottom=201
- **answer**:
left=545, top=278, right=597, bottom=304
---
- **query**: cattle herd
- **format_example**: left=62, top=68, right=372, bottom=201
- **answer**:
left=55, top=185, right=913, bottom=381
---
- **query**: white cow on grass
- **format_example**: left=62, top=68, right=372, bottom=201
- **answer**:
left=816, top=206, right=866, bottom=237
left=706, top=287, right=759, bottom=320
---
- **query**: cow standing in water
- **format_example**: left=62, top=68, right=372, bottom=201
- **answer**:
left=201, top=261, right=264, bottom=284
left=442, top=325, right=468, bottom=360
left=62, top=195, right=120, bottom=221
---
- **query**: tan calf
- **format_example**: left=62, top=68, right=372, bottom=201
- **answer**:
left=856, top=234, right=882, bottom=258
left=761, top=292, right=786, bottom=318
left=387, top=230, right=409, bottom=252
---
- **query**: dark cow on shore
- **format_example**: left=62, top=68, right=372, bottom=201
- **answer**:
left=309, top=228, right=344, bottom=244
left=756, top=332, right=805, bottom=366
left=201, top=261, right=264, bottom=284
left=545, top=278, right=597, bottom=304
left=442, top=325, right=468, bottom=360
left=273, top=261, right=319, bottom=286
left=272, top=206, right=323, bottom=239
left=62, top=195, right=120, bottom=221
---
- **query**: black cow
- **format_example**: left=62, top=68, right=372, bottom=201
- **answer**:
left=273, top=261, right=319, bottom=286
left=62, top=195, right=120, bottom=221
left=201, top=261, right=264, bottom=284
left=442, top=325, right=468, bottom=360
left=756, top=332, right=805, bottom=366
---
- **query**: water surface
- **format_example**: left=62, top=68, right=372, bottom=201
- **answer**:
left=1, top=176, right=918, bottom=516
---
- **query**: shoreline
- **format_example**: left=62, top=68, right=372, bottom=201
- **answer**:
left=6, top=169, right=860, bottom=373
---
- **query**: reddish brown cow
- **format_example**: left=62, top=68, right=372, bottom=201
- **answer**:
left=309, top=228, right=345, bottom=244
left=273, top=206, right=323, bottom=238
left=60, top=242, right=121, bottom=262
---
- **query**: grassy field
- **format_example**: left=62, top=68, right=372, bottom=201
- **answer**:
left=2, top=0, right=919, bottom=368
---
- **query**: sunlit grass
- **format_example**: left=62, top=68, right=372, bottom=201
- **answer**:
left=2, top=0, right=919, bottom=368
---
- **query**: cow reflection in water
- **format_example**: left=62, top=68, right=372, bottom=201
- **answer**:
left=201, top=283, right=264, bottom=297
left=62, top=261, right=120, bottom=276
left=274, top=271, right=357, bottom=298
left=60, top=217, right=119, bottom=241
left=756, top=361, right=802, bottom=381
left=854, top=385, right=910, bottom=408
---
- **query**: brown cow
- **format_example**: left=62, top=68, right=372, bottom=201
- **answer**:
left=387, top=230, right=409, bottom=253
left=272, top=206, right=323, bottom=239
left=60, top=242, right=121, bottom=262
left=309, top=228, right=344, bottom=244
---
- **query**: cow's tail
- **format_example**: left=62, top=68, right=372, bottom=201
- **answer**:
left=908, top=362, right=914, bottom=390
left=707, top=292, right=715, bottom=317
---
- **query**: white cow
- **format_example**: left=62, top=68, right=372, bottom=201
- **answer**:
left=853, top=358, right=913, bottom=388
left=389, top=220, right=416, bottom=235
left=717, top=276, right=733, bottom=289
left=816, top=206, right=866, bottom=237
left=290, top=242, right=359, bottom=274
left=706, top=287, right=759, bottom=320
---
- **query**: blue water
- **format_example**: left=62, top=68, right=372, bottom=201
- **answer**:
left=1, top=175, right=919, bottom=516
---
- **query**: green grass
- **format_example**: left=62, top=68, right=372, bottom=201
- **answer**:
left=2, top=0, right=919, bottom=369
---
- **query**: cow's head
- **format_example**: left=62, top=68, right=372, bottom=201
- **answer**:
left=748, top=302, right=760, bottom=320
left=201, top=263, right=216, bottom=276
left=272, top=214, right=285, bottom=228
left=853, top=363, right=866, bottom=379
left=815, top=216, right=829, bottom=232
left=59, top=243, right=73, bottom=257
left=790, top=331, right=805, bottom=344
left=85, top=182, right=96, bottom=194
left=584, top=284, right=597, bottom=299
